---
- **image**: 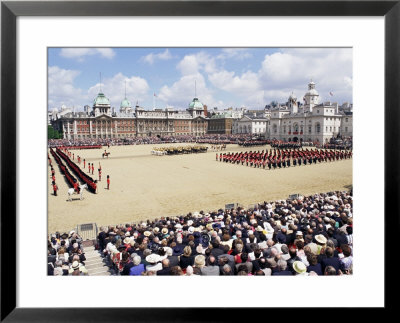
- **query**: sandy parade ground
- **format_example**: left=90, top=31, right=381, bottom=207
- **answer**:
left=48, top=144, right=352, bottom=234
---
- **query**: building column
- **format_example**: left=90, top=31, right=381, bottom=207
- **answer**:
left=73, top=120, right=77, bottom=140
left=89, top=120, right=92, bottom=136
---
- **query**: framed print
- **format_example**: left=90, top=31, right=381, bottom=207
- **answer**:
left=1, top=0, right=398, bottom=321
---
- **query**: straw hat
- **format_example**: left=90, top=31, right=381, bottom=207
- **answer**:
left=146, top=254, right=161, bottom=264
left=161, top=227, right=168, bottom=235
left=143, top=231, right=151, bottom=237
left=293, top=261, right=307, bottom=274
left=315, top=234, right=327, bottom=244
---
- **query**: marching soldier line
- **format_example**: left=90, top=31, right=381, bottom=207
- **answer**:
left=217, top=147, right=352, bottom=170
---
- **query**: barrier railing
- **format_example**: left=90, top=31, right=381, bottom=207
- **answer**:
left=77, top=223, right=98, bottom=241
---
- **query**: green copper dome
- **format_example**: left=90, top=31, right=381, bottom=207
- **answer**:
left=93, top=92, right=110, bottom=106
left=120, top=97, right=131, bottom=109
left=189, top=97, right=204, bottom=109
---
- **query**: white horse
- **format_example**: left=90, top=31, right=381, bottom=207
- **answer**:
left=67, top=183, right=88, bottom=201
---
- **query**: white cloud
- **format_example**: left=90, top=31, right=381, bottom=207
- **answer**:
left=48, top=66, right=86, bottom=109
left=60, top=48, right=116, bottom=61
left=258, top=48, right=353, bottom=104
left=87, top=73, right=150, bottom=108
left=217, top=48, right=252, bottom=61
left=177, top=52, right=217, bottom=75
left=158, top=73, right=219, bottom=109
left=142, top=49, right=173, bottom=64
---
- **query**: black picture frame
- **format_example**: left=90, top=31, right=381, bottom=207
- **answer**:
left=1, top=0, right=398, bottom=321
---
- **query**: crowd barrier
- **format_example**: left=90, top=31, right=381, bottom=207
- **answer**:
left=56, top=148, right=97, bottom=193
left=50, top=148, right=76, bottom=188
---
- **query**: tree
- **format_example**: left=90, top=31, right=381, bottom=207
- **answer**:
left=48, top=125, right=61, bottom=139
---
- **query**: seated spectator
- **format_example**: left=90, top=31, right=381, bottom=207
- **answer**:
left=339, top=244, right=353, bottom=275
left=306, top=254, right=323, bottom=275
left=321, top=247, right=340, bottom=273
left=145, top=254, right=162, bottom=272
left=179, top=246, right=194, bottom=269
left=193, top=255, right=206, bottom=275
left=201, top=255, right=220, bottom=276
left=272, top=259, right=293, bottom=276
left=324, top=265, right=337, bottom=275
left=157, top=259, right=172, bottom=276
left=129, top=256, right=145, bottom=276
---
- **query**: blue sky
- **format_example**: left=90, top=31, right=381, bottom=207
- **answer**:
left=48, top=47, right=352, bottom=111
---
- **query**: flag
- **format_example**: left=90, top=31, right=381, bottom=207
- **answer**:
left=329, top=92, right=334, bottom=96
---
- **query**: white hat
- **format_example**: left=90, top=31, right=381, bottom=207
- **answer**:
left=188, top=226, right=195, bottom=234
left=143, top=231, right=151, bottom=237
left=71, top=261, right=80, bottom=270
left=293, top=261, right=307, bottom=274
left=187, top=220, right=193, bottom=226
left=123, top=237, right=131, bottom=245
left=175, top=223, right=183, bottom=229
left=296, top=231, right=303, bottom=236
left=146, top=254, right=161, bottom=264
left=315, top=234, right=327, bottom=244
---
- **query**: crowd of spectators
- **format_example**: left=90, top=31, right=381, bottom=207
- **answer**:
left=48, top=134, right=257, bottom=148
left=90, top=190, right=353, bottom=276
left=48, top=231, right=89, bottom=276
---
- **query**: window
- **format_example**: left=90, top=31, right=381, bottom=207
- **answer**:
left=346, top=118, right=349, bottom=122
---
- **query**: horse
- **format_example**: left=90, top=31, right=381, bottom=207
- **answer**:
left=102, top=152, right=111, bottom=158
left=67, top=183, right=88, bottom=201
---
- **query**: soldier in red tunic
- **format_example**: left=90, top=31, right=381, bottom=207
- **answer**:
left=107, top=175, right=110, bottom=190
left=52, top=181, right=58, bottom=196
left=73, top=180, right=79, bottom=193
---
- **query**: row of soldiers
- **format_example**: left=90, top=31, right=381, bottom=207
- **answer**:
left=217, top=148, right=352, bottom=170
left=238, top=140, right=268, bottom=147
left=270, top=141, right=303, bottom=149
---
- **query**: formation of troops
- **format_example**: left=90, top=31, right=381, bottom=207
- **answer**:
left=217, top=147, right=352, bottom=170
left=152, top=145, right=208, bottom=156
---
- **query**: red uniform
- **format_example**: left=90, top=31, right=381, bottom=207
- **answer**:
left=107, top=178, right=110, bottom=190
left=74, top=182, right=79, bottom=193
left=53, top=183, right=58, bottom=196
left=99, top=169, right=102, bottom=181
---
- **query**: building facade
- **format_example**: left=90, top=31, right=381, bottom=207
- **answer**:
left=268, top=81, right=352, bottom=144
left=232, top=115, right=268, bottom=136
left=51, top=91, right=209, bottom=140
left=208, top=112, right=235, bottom=134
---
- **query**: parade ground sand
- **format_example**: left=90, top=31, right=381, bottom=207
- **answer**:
left=48, top=144, right=352, bottom=233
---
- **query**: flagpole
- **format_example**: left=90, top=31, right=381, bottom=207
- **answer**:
left=153, top=92, right=155, bottom=110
